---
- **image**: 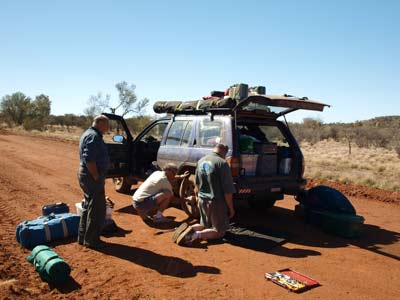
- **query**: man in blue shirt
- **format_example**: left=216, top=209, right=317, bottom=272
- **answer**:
left=78, top=115, right=110, bottom=249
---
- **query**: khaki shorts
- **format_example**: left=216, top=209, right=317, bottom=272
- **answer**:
left=198, top=198, right=229, bottom=235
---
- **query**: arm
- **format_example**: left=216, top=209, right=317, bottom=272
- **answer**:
left=175, top=170, right=190, bottom=180
left=224, top=193, right=235, bottom=219
left=221, top=162, right=236, bottom=219
left=86, top=161, right=100, bottom=181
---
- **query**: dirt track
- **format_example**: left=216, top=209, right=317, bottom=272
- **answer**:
left=0, top=133, right=399, bottom=300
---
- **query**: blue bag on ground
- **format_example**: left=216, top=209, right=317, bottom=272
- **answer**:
left=16, top=213, right=80, bottom=248
left=27, top=245, right=71, bottom=284
left=42, top=202, right=70, bottom=216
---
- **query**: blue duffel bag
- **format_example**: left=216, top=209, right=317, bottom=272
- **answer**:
left=16, top=213, right=80, bottom=249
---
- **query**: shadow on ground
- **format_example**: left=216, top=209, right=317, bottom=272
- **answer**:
left=49, top=276, right=81, bottom=294
left=98, top=242, right=220, bottom=278
left=235, top=204, right=400, bottom=261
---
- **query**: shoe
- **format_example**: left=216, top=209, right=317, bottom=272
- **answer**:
left=176, top=226, right=194, bottom=246
left=172, top=222, right=189, bottom=243
left=84, top=241, right=106, bottom=250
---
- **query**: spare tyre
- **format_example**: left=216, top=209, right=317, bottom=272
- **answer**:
left=296, top=185, right=356, bottom=215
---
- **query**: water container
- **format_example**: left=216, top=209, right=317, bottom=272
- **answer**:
left=279, top=158, right=292, bottom=175
left=76, top=201, right=112, bottom=220
left=241, top=154, right=259, bottom=176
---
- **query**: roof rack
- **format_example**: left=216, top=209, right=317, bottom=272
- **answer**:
left=172, top=108, right=233, bottom=116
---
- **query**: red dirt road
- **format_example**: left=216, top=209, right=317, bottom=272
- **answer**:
left=0, top=133, right=399, bottom=300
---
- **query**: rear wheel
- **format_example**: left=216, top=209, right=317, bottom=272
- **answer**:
left=113, top=176, right=132, bottom=194
left=179, top=175, right=200, bottom=219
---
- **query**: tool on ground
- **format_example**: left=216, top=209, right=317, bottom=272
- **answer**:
left=265, top=268, right=320, bottom=293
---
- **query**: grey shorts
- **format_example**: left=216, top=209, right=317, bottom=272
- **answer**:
left=132, top=195, right=158, bottom=216
left=198, top=198, right=229, bottom=235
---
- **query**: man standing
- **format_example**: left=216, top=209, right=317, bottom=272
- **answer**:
left=133, top=163, right=188, bottom=223
left=78, top=115, right=110, bottom=249
left=174, top=144, right=235, bottom=245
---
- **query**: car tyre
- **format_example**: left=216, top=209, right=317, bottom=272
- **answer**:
left=113, top=176, right=131, bottom=194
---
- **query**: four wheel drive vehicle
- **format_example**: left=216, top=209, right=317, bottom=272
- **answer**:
left=103, top=94, right=329, bottom=216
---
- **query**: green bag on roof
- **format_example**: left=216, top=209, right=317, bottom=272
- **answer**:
left=27, top=245, right=71, bottom=284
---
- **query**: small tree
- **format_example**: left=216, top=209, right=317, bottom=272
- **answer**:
left=22, top=94, right=51, bottom=131
left=85, top=81, right=149, bottom=117
left=0, top=92, right=32, bottom=126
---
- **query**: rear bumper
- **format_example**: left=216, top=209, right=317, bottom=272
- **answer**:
left=233, top=176, right=306, bottom=198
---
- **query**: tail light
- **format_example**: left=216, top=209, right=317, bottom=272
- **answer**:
left=226, top=156, right=240, bottom=177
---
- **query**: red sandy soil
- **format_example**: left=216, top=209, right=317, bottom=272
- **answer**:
left=0, top=133, right=399, bottom=300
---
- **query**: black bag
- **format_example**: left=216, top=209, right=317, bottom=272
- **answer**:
left=42, top=202, right=69, bottom=216
left=198, top=97, right=236, bottom=110
left=179, top=100, right=200, bottom=111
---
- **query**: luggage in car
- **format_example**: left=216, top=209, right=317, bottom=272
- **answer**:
left=16, top=213, right=80, bottom=248
left=257, top=154, right=277, bottom=176
left=153, top=101, right=182, bottom=114
left=296, top=186, right=356, bottom=215
left=229, top=83, right=249, bottom=101
left=249, top=86, right=266, bottom=95
left=210, top=90, right=225, bottom=97
left=254, top=143, right=278, bottom=154
left=27, top=245, right=71, bottom=284
left=42, top=202, right=69, bottom=216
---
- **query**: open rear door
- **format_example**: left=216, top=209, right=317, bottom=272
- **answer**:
left=102, top=113, right=133, bottom=178
left=233, top=95, right=330, bottom=118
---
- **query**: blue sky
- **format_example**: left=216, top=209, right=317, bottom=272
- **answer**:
left=0, top=0, right=399, bottom=123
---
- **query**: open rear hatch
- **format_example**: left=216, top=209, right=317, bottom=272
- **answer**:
left=233, top=95, right=330, bottom=118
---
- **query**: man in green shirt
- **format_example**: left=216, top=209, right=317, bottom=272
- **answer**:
left=174, top=144, right=236, bottom=245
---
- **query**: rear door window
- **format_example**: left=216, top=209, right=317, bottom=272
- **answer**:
left=181, top=121, right=193, bottom=146
left=166, top=120, right=187, bottom=146
left=199, top=119, right=224, bottom=147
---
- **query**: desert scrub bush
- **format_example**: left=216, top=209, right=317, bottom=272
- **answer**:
left=395, top=146, right=400, bottom=159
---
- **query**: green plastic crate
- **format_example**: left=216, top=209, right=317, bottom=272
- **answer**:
left=321, top=212, right=365, bottom=238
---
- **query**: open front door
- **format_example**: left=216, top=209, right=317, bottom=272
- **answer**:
left=233, top=95, right=330, bottom=118
left=102, top=113, right=133, bottom=178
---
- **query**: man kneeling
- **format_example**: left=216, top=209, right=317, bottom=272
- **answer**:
left=132, top=163, right=181, bottom=223
left=174, top=144, right=236, bottom=245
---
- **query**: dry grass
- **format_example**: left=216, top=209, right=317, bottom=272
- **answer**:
left=302, top=140, right=400, bottom=192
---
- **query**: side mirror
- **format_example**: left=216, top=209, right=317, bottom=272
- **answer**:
left=112, top=135, right=125, bottom=143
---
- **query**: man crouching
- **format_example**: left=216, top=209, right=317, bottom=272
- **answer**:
left=132, top=163, right=188, bottom=223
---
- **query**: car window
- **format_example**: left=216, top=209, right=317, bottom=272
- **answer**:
left=166, top=120, right=187, bottom=146
left=239, top=124, right=289, bottom=147
left=199, top=119, right=224, bottom=147
left=181, top=121, right=193, bottom=146
left=140, top=122, right=167, bottom=143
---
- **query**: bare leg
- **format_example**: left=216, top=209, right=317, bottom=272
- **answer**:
left=191, top=223, right=205, bottom=231
left=154, top=191, right=172, bottom=212
left=191, top=223, right=224, bottom=240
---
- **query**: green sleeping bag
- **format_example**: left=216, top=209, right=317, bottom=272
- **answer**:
left=27, top=245, right=71, bottom=284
